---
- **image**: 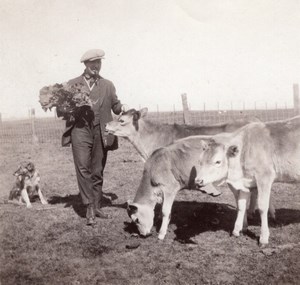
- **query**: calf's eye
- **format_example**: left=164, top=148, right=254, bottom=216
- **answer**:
left=215, top=160, right=222, bottom=165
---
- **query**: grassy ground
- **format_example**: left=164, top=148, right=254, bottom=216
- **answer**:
left=0, top=139, right=300, bottom=285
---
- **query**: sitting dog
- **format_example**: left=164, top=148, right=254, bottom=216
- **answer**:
left=8, top=161, right=48, bottom=208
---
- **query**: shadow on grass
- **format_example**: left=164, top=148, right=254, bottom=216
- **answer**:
left=171, top=202, right=300, bottom=243
left=48, top=192, right=119, bottom=218
left=124, top=201, right=300, bottom=244
left=168, top=201, right=236, bottom=243
left=248, top=207, right=300, bottom=228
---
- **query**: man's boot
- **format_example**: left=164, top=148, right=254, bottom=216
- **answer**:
left=94, top=192, right=111, bottom=219
left=86, top=203, right=96, bottom=226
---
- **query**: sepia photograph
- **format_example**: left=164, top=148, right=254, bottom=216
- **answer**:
left=1, top=1, right=300, bottom=284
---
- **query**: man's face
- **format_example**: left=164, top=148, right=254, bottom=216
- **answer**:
left=84, top=59, right=101, bottom=76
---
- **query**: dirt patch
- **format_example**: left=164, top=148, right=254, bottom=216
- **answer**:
left=1, top=139, right=300, bottom=284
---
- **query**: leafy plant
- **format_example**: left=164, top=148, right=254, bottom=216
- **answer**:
left=39, top=83, right=92, bottom=120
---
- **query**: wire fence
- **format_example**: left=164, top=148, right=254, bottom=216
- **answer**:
left=0, top=108, right=297, bottom=145
left=146, top=108, right=297, bottom=124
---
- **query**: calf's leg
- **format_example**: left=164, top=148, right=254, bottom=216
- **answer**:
left=232, top=190, right=250, bottom=236
left=248, top=188, right=257, bottom=219
left=248, top=187, right=276, bottom=221
left=256, top=177, right=273, bottom=246
left=228, top=184, right=249, bottom=235
left=158, top=188, right=177, bottom=240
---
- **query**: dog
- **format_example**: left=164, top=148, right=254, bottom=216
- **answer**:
left=8, top=161, right=48, bottom=208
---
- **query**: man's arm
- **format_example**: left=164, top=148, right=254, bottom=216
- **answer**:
left=110, top=83, right=124, bottom=115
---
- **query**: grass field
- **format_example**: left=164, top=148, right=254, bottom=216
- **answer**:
left=1, top=120, right=300, bottom=284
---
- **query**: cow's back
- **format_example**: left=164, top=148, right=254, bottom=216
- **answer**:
left=147, top=137, right=209, bottom=188
left=268, top=117, right=300, bottom=181
left=172, top=120, right=253, bottom=138
left=233, top=117, right=300, bottom=183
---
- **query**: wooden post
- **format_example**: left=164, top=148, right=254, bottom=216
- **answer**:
left=31, top=108, right=39, bottom=144
left=181, top=93, right=191, bottom=124
left=293, top=83, right=300, bottom=115
left=173, top=104, right=176, bottom=123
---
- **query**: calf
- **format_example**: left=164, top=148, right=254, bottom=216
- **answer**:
left=194, top=116, right=300, bottom=246
left=127, top=134, right=273, bottom=240
left=106, top=108, right=259, bottom=196
left=106, top=108, right=259, bottom=161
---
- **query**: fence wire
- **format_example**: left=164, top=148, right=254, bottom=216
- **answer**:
left=0, top=108, right=297, bottom=145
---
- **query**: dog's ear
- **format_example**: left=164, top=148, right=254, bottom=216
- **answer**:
left=13, top=166, right=22, bottom=176
left=26, top=162, right=35, bottom=171
left=17, top=175, right=23, bottom=182
left=13, top=168, right=24, bottom=182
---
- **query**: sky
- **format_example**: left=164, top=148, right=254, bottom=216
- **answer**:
left=0, top=0, right=300, bottom=119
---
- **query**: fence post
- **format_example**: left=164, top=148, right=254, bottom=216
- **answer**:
left=31, top=108, right=39, bottom=144
left=181, top=93, right=191, bottom=124
left=173, top=104, right=176, bottom=124
left=293, top=83, right=300, bottom=115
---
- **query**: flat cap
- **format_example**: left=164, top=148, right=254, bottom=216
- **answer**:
left=80, top=49, right=105, bottom=63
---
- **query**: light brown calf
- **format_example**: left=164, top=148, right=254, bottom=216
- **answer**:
left=194, top=116, right=300, bottom=245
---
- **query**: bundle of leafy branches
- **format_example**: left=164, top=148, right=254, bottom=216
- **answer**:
left=39, top=83, right=92, bottom=120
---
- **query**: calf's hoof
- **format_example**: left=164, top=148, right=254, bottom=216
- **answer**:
left=26, top=204, right=33, bottom=208
left=259, top=237, right=269, bottom=247
left=86, top=217, right=96, bottom=226
left=259, top=242, right=268, bottom=248
left=158, top=233, right=166, bottom=240
left=232, top=230, right=240, bottom=237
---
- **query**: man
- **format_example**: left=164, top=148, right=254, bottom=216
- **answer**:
left=57, top=49, right=128, bottom=225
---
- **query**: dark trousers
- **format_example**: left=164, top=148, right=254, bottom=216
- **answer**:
left=71, top=123, right=107, bottom=205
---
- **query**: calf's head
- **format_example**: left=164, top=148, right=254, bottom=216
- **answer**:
left=195, top=140, right=239, bottom=187
left=127, top=202, right=154, bottom=237
left=105, top=108, right=148, bottom=137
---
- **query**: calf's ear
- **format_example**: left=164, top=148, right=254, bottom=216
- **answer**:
left=133, top=111, right=141, bottom=121
left=200, top=140, right=209, bottom=151
left=127, top=204, right=138, bottom=216
left=139, top=107, right=148, bottom=118
left=227, top=145, right=239, bottom=157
